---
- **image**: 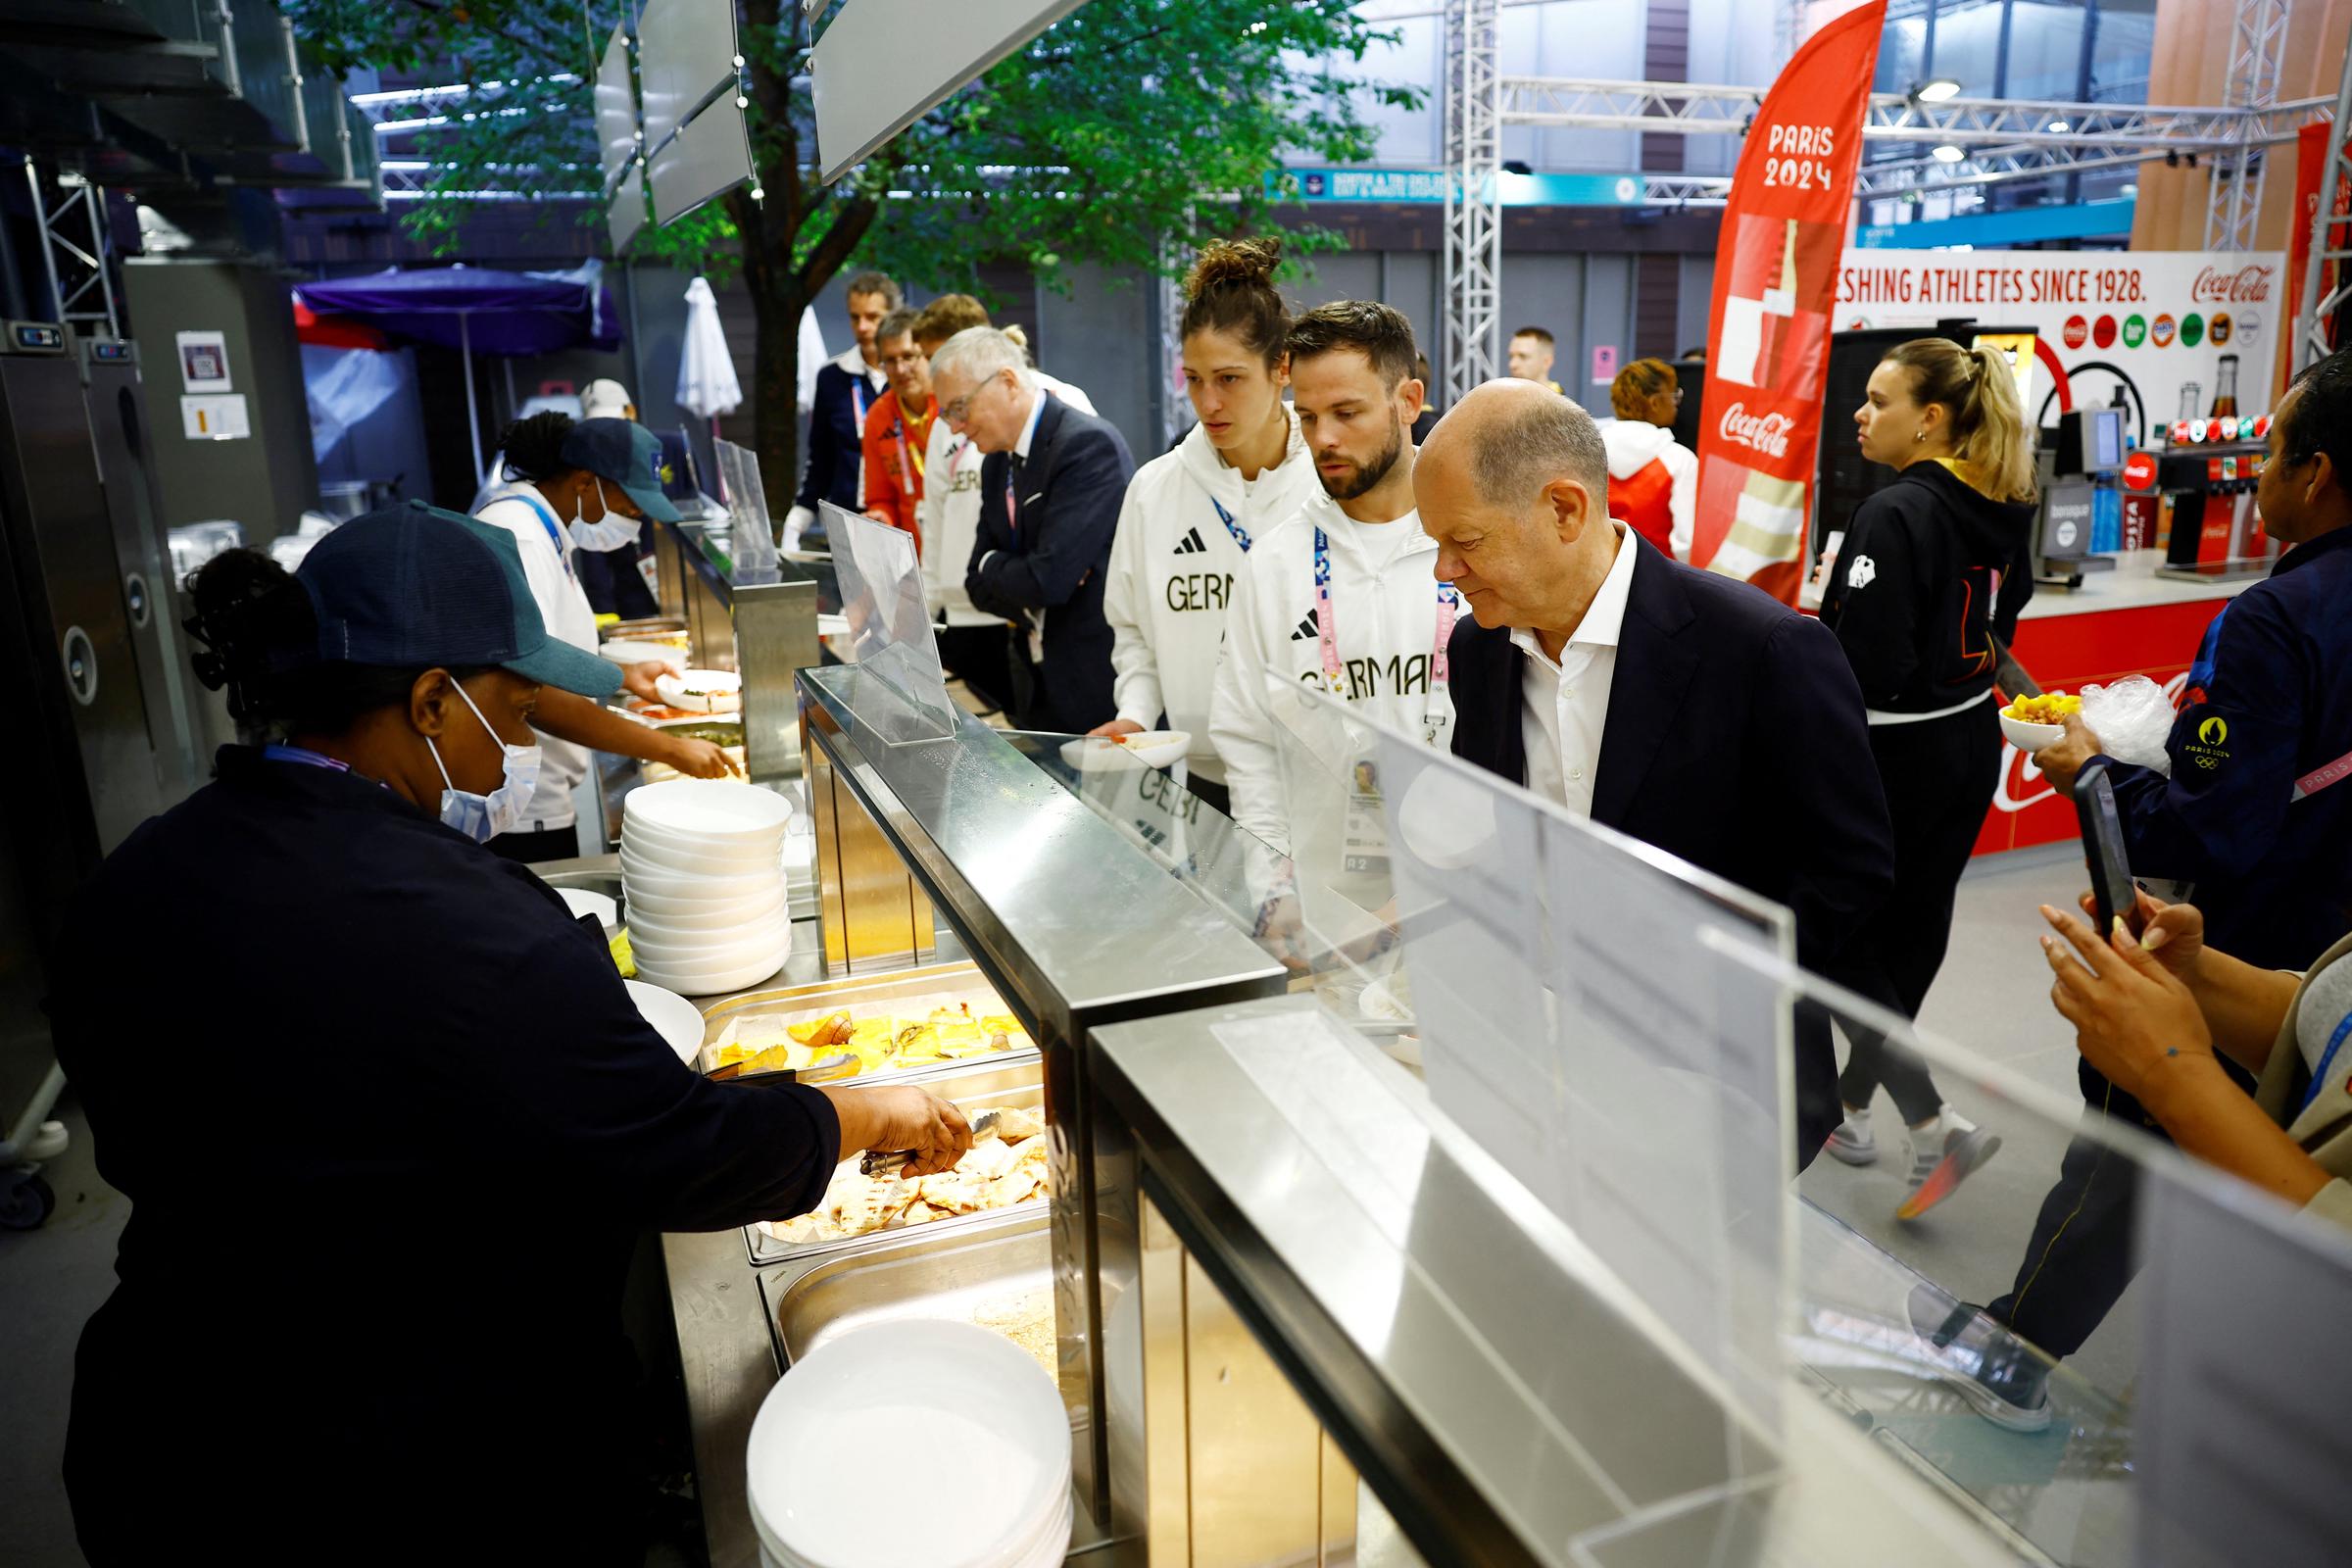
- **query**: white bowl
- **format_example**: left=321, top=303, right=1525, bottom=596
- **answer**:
left=1999, top=711, right=2068, bottom=753
left=747, top=1320, right=1068, bottom=1568
left=623, top=880, right=785, bottom=918
left=624, top=889, right=785, bottom=931
left=633, top=943, right=789, bottom=996
left=1058, top=730, right=1191, bottom=773
left=600, top=639, right=686, bottom=669
left=621, top=861, right=785, bottom=904
left=627, top=907, right=791, bottom=952
left=622, top=847, right=787, bottom=887
left=624, top=980, right=708, bottom=1064
left=558, top=887, right=619, bottom=933
left=626, top=777, right=791, bottom=839
left=621, top=821, right=783, bottom=867
left=656, top=668, right=743, bottom=712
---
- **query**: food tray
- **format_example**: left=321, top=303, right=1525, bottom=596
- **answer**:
left=758, top=1207, right=1051, bottom=1371
left=698, top=959, right=1039, bottom=1087
left=744, top=1054, right=1048, bottom=1266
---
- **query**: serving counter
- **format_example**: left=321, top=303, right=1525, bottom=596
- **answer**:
left=612, top=651, right=2257, bottom=1568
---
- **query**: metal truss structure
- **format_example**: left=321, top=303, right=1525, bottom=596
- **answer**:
left=1441, top=0, right=1502, bottom=403
left=20, top=160, right=120, bottom=341
left=2295, top=35, right=2352, bottom=368
left=2207, top=0, right=2291, bottom=251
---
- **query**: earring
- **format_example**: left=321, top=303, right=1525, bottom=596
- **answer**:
left=1914, top=430, right=1927, bottom=443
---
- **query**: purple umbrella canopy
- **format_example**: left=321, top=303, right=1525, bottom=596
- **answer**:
left=293, top=261, right=621, bottom=356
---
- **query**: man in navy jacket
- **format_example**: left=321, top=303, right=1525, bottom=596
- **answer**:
left=932, top=326, right=1136, bottom=733
left=1420, top=380, right=1897, bottom=1168
left=787, top=270, right=900, bottom=546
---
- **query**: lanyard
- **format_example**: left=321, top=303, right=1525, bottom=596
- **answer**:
left=893, top=408, right=927, bottom=496
left=1210, top=496, right=1252, bottom=554
left=2298, top=1009, right=2352, bottom=1118
left=264, top=743, right=351, bottom=773
left=851, top=374, right=873, bottom=428
left=507, top=490, right=575, bottom=580
left=1004, top=467, right=1019, bottom=533
left=1311, top=525, right=1459, bottom=746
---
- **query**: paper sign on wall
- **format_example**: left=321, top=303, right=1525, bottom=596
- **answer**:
left=181, top=394, right=251, bottom=440
left=1591, top=344, right=1619, bottom=385
left=176, top=330, right=231, bottom=393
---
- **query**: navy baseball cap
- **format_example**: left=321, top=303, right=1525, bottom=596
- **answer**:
left=560, top=418, right=682, bottom=523
left=290, top=502, right=622, bottom=698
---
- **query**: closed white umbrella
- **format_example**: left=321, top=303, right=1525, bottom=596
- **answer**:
left=676, top=276, right=743, bottom=429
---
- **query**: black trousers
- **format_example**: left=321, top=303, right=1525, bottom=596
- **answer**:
left=1837, top=701, right=2001, bottom=1125
left=938, top=623, right=1014, bottom=714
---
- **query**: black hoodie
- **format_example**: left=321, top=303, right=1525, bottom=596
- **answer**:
left=1819, top=460, right=2036, bottom=715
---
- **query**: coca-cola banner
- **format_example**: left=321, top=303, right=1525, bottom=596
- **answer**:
left=1690, top=0, right=1885, bottom=604
left=1834, top=250, right=2286, bottom=450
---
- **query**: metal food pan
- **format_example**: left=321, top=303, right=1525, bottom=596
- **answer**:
left=758, top=1207, right=1051, bottom=1369
left=745, top=1054, right=1047, bottom=1266
left=699, top=957, right=1039, bottom=1086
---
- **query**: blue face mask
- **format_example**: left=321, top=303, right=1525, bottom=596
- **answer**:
left=427, top=681, right=541, bottom=844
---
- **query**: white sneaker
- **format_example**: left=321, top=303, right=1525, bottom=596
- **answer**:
left=1898, top=1108, right=2002, bottom=1222
left=1825, top=1106, right=1878, bottom=1166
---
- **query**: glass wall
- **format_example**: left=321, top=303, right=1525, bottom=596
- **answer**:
left=1863, top=0, right=2159, bottom=247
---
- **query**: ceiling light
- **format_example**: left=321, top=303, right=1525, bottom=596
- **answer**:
left=1932, top=144, right=1967, bottom=164
left=2047, top=119, right=2071, bottom=133
left=1913, top=77, right=1964, bottom=104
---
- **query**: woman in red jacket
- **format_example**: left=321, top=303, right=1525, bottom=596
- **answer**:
left=1595, top=359, right=1698, bottom=561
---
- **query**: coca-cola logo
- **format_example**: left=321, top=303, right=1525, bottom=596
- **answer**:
left=2190, top=264, right=2274, bottom=304
left=1719, top=403, right=1794, bottom=459
left=2063, top=316, right=2089, bottom=349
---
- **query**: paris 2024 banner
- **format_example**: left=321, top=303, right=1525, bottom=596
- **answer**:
left=1690, top=0, right=1885, bottom=605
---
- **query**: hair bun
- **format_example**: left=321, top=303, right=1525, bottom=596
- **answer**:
left=1185, top=237, right=1283, bottom=300
left=1001, top=323, right=1030, bottom=354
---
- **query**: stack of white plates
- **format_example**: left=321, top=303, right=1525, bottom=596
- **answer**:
left=620, top=779, right=793, bottom=996
left=747, top=1321, right=1072, bottom=1568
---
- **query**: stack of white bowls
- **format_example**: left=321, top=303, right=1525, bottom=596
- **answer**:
left=620, top=779, right=793, bottom=996
left=747, top=1320, right=1071, bottom=1568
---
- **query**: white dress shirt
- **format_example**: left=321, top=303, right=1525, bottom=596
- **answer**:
left=1511, top=525, right=1636, bottom=818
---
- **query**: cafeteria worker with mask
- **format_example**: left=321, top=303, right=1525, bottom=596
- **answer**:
left=47, top=505, right=971, bottom=1564
left=475, top=413, right=738, bottom=862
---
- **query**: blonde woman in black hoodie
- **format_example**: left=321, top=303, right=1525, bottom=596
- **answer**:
left=1819, top=337, right=2037, bottom=1219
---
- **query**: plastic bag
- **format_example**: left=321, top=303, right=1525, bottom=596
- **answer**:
left=2081, top=675, right=2176, bottom=776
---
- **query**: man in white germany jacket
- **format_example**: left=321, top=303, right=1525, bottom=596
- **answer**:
left=1210, top=301, right=1455, bottom=856
left=1097, top=238, right=1320, bottom=809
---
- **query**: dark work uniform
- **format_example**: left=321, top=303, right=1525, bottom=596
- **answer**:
left=796, top=355, right=886, bottom=538
left=1819, top=460, right=2034, bottom=1120
left=1989, top=522, right=2352, bottom=1361
left=49, top=748, right=841, bottom=1564
left=966, top=395, right=1136, bottom=733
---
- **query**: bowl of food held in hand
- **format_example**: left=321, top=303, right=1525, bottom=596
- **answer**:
left=2000, top=692, right=2081, bottom=754
left=655, top=667, right=743, bottom=714
left=1058, top=729, right=1190, bottom=773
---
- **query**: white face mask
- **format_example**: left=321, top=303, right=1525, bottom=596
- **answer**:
left=427, top=680, right=541, bottom=844
left=569, top=476, right=642, bottom=553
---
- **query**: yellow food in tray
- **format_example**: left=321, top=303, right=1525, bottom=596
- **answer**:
left=766, top=1105, right=1051, bottom=1248
left=709, top=1001, right=1035, bottom=1079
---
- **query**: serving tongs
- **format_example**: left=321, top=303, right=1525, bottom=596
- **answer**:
left=859, top=1108, right=1000, bottom=1176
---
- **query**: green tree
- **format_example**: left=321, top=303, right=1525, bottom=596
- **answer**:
left=290, top=0, right=1416, bottom=506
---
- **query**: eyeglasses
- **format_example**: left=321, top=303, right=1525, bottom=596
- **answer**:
left=941, top=389, right=978, bottom=423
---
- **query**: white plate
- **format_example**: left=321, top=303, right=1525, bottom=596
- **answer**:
left=624, top=980, right=707, bottom=1064
left=1057, top=729, right=1190, bottom=773
left=623, top=888, right=786, bottom=931
left=600, top=639, right=686, bottom=669
left=558, top=887, right=618, bottom=932
left=1999, top=711, right=2068, bottom=753
left=626, top=777, right=792, bottom=839
left=656, top=668, right=743, bottom=712
left=624, top=881, right=786, bottom=919
left=621, top=824, right=783, bottom=870
left=627, top=907, right=792, bottom=953
left=621, top=845, right=788, bottom=886
left=747, top=1320, right=1068, bottom=1568
left=621, top=860, right=786, bottom=903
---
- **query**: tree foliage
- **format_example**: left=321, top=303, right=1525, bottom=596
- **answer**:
left=287, top=0, right=1417, bottom=499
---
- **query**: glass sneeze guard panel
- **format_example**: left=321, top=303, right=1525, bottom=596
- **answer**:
left=820, top=502, right=957, bottom=742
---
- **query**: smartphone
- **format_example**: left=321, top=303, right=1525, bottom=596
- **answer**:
left=2075, top=761, right=2140, bottom=936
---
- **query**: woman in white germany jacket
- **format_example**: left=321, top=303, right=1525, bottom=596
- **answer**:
left=1095, top=239, right=1319, bottom=810
left=1209, top=301, right=1454, bottom=857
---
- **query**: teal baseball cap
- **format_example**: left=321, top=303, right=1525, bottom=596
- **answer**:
left=560, top=418, right=683, bottom=523
left=291, top=502, right=622, bottom=699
